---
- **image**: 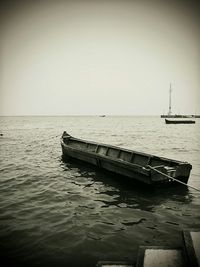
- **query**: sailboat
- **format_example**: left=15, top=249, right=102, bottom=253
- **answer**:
left=161, top=84, right=194, bottom=119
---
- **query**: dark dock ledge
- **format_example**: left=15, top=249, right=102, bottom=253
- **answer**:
left=96, top=230, right=200, bottom=267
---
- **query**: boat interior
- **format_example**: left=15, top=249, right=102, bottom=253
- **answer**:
left=63, top=137, right=180, bottom=169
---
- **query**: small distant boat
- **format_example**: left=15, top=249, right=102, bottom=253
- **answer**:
left=99, top=115, right=106, bottom=117
left=61, top=131, right=192, bottom=186
left=165, top=119, right=195, bottom=124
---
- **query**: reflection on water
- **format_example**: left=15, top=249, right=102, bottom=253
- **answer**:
left=61, top=159, right=192, bottom=213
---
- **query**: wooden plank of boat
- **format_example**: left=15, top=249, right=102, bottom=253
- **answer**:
left=165, top=119, right=195, bottom=124
left=61, top=131, right=192, bottom=185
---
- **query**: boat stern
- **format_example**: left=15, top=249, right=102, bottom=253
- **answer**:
left=149, top=163, right=192, bottom=185
left=175, top=163, right=192, bottom=184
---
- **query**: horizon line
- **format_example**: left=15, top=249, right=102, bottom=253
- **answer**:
left=0, top=114, right=161, bottom=117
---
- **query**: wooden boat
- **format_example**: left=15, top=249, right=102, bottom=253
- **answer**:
left=165, top=119, right=195, bottom=124
left=61, top=132, right=192, bottom=185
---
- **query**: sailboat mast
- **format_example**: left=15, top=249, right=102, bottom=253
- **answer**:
left=168, top=83, right=172, bottom=115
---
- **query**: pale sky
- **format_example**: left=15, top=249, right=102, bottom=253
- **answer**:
left=0, top=0, right=200, bottom=116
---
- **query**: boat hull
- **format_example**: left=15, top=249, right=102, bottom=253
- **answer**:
left=62, top=144, right=153, bottom=184
left=165, top=119, right=195, bottom=124
left=61, top=132, right=192, bottom=186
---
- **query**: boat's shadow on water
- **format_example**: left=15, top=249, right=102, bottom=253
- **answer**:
left=60, top=157, right=192, bottom=212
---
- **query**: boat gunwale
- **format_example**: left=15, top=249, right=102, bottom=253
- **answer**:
left=61, top=135, right=189, bottom=166
left=61, top=140, right=151, bottom=176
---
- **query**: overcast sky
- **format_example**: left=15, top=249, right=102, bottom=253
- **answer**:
left=0, top=0, right=200, bottom=116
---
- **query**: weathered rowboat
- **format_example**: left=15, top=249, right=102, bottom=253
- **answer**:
left=61, top=131, right=192, bottom=185
left=165, top=119, right=195, bottom=124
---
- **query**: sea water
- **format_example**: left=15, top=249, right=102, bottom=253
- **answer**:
left=0, top=116, right=200, bottom=267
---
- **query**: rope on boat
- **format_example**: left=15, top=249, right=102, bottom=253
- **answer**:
left=27, top=134, right=61, bottom=149
left=147, top=165, right=200, bottom=192
left=34, top=134, right=61, bottom=143
left=44, top=134, right=61, bottom=141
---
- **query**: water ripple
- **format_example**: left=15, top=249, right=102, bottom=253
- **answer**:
left=0, top=116, right=200, bottom=267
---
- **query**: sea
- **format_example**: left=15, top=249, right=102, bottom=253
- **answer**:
left=0, top=116, right=200, bottom=267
